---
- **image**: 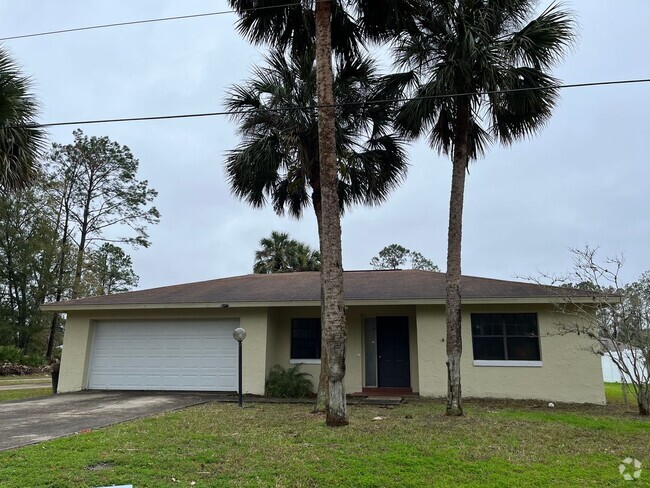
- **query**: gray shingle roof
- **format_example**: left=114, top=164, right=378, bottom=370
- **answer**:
left=42, top=270, right=612, bottom=310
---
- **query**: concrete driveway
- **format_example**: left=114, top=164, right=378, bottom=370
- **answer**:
left=0, top=391, right=219, bottom=451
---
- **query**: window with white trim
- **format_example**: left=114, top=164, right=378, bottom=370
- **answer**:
left=291, top=318, right=321, bottom=360
left=471, top=313, right=540, bottom=361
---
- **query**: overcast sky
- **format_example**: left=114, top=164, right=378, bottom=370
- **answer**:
left=0, top=1, right=648, bottom=289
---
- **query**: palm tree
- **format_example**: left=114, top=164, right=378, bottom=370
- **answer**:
left=0, top=47, right=47, bottom=191
left=226, top=49, right=407, bottom=227
left=226, top=46, right=407, bottom=416
left=387, top=1, right=575, bottom=415
left=228, top=0, right=417, bottom=427
left=253, top=231, right=321, bottom=274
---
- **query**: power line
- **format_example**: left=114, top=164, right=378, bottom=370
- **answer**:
left=0, top=2, right=303, bottom=41
left=21, top=77, right=650, bottom=129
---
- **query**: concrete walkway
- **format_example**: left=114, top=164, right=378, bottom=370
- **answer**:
left=0, top=380, right=51, bottom=391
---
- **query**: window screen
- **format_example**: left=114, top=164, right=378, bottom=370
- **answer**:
left=291, top=318, right=321, bottom=360
left=471, top=313, right=540, bottom=361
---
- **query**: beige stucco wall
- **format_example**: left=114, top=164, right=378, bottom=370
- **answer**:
left=416, top=304, right=605, bottom=404
left=59, top=308, right=269, bottom=395
left=416, top=305, right=447, bottom=397
left=267, top=305, right=418, bottom=394
left=58, top=314, right=94, bottom=394
left=59, top=302, right=604, bottom=404
left=266, top=307, right=322, bottom=392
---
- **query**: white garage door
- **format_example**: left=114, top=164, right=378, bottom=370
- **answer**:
left=88, top=319, right=239, bottom=391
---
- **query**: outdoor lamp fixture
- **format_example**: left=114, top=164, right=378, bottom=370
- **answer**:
left=233, top=327, right=246, bottom=407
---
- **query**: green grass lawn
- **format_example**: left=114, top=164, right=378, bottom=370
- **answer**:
left=0, top=387, right=52, bottom=403
left=605, top=382, right=638, bottom=404
left=0, top=392, right=648, bottom=487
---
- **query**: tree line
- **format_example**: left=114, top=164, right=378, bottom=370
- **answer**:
left=252, top=235, right=437, bottom=273
left=0, top=129, right=159, bottom=361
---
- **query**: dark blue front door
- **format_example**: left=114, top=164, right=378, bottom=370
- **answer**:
left=377, top=316, right=410, bottom=387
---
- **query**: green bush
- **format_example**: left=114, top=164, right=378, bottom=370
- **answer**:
left=0, top=345, right=46, bottom=366
left=0, top=345, right=23, bottom=364
left=22, top=354, right=47, bottom=367
left=265, top=364, right=314, bottom=398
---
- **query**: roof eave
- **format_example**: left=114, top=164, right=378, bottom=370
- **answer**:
left=40, top=295, right=617, bottom=312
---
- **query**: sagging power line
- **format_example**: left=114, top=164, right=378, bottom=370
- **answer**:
left=0, top=2, right=304, bottom=41
left=19, top=77, right=650, bottom=129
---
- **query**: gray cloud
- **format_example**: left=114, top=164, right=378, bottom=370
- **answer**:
left=1, top=0, right=648, bottom=288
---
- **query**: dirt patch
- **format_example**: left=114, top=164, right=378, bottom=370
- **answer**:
left=85, top=462, right=113, bottom=471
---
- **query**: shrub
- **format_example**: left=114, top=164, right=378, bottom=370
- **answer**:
left=0, top=345, right=23, bottom=364
left=265, top=364, right=314, bottom=398
left=22, top=354, right=47, bottom=367
left=0, top=345, right=47, bottom=372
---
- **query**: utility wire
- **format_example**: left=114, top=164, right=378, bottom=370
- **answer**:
left=20, top=77, right=650, bottom=129
left=0, top=2, right=303, bottom=41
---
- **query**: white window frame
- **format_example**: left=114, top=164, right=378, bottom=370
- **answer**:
left=473, top=360, right=543, bottom=367
left=470, top=313, right=542, bottom=362
left=289, top=358, right=321, bottom=365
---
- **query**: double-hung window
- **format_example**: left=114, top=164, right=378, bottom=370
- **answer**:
left=471, top=313, right=541, bottom=363
left=290, top=318, right=321, bottom=362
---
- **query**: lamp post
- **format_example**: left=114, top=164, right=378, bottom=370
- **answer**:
left=233, top=327, right=246, bottom=407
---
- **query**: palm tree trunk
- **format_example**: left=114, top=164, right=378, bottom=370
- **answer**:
left=311, top=185, right=329, bottom=414
left=315, top=299, right=330, bottom=413
left=445, top=100, right=470, bottom=416
left=315, top=0, right=348, bottom=427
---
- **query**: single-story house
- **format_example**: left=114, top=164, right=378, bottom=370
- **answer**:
left=43, top=270, right=607, bottom=404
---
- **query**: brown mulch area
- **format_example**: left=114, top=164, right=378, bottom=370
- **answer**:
left=0, top=362, right=50, bottom=376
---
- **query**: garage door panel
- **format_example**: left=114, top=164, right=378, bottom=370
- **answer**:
left=88, top=319, right=240, bottom=391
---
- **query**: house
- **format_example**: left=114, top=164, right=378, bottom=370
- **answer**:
left=43, top=270, right=607, bottom=404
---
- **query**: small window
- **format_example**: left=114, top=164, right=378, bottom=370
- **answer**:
left=471, top=313, right=540, bottom=361
left=291, top=318, right=321, bottom=360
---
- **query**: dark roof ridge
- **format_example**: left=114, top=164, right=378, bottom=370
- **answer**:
left=89, top=269, right=443, bottom=300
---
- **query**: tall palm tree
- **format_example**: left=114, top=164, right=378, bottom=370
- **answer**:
left=226, top=46, right=407, bottom=416
left=253, top=231, right=321, bottom=274
left=387, top=0, right=575, bottom=415
left=226, top=49, right=407, bottom=226
left=0, top=47, right=47, bottom=191
left=228, top=0, right=417, bottom=427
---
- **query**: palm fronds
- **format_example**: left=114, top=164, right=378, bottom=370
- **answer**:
left=0, top=47, right=47, bottom=191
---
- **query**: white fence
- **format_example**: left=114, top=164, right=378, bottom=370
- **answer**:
left=601, top=349, right=648, bottom=383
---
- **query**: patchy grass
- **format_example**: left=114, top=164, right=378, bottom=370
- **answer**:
left=0, top=398, right=647, bottom=487
left=0, top=388, right=52, bottom=402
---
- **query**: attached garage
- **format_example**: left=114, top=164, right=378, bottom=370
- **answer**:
left=88, top=319, right=239, bottom=391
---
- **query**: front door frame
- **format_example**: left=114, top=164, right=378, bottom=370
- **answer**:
left=364, top=315, right=411, bottom=388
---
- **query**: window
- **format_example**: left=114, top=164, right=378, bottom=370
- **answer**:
left=291, top=318, right=321, bottom=360
left=471, top=313, right=540, bottom=361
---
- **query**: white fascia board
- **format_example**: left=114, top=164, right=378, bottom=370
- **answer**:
left=40, top=295, right=616, bottom=312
